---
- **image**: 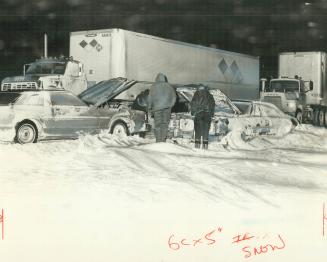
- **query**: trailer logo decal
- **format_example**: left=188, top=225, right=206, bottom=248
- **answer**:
left=218, top=59, right=243, bottom=83
left=79, top=40, right=87, bottom=48
left=90, top=39, right=98, bottom=47
left=219, top=59, right=228, bottom=74
left=230, top=61, right=239, bottom=76
left=79, top=39, right=103, bottom=52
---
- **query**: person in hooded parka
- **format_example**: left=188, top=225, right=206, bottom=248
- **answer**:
left=148, top=73, right=177, bottom=142
left=190, top=85, right=215, bottom=149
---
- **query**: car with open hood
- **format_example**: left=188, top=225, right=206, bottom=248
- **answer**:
left=79, top=78, right=298, bottom=141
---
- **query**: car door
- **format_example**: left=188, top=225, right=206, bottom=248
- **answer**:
left=45, top=91, right=99, bottom=137
left=13, top=92, right=47, bottom=120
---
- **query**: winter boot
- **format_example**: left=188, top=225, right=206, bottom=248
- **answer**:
left=202, top=140, right=208, bottom=150
left=195, top=140, right=201, bottom=148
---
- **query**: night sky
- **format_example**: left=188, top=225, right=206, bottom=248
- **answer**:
left=0, top=0, right=326, bottom=80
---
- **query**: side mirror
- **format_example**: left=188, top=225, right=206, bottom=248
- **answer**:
left=23, top=64, right=31, bottom=75
left=309, top=80, right=313, bottom=90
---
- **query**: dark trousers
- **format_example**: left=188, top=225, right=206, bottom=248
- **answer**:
left=153, top=108, right=171, bottom=142
left=194, top=111, right=211, bottom=146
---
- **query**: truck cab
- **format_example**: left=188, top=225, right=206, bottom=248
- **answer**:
left=260, top=76, right=313, bottom=123
left=1, top=57, right=87, bottom=95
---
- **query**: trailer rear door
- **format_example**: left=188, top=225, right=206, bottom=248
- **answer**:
left=70, top=31, right=112, bottom=87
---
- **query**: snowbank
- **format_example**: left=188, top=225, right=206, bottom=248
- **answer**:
left=0, top=125, right=327, bottom=262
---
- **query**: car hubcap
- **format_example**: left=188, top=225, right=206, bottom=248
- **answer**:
left=112, top=124, right=127, bottom=136
left=18, top=124, right=35, bottom=144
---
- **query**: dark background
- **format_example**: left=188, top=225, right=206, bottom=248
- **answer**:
left=0, top=0, right=326, bottom=81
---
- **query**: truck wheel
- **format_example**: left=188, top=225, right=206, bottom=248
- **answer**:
left=110, top=121, right=129, bottom=136
left=15, top=122, right=38, bottom=144
left=324, top=109, right=327, bottom=128
left=313, top=109, right=320, bottom=126
left=318, top=108, right=326, bottom=127
left=295, top=110, right=303, bottom=124
left=138, top=132, right=146, bottom=138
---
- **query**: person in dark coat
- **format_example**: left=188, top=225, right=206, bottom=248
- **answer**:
left=190, top=85, right=215, bottom=149
left=132, top=89, right=149, bottom=112
left=148, top=73, right=177, bottom=142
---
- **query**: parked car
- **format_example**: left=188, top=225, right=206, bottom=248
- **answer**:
left=231, top=100, right=299, bottom=140
left=0, top=89, right=133, bottom=144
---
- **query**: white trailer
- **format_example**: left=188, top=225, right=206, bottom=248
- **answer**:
left=261, top=52, right=327, bottom=126
left=70, top=28, right=259, bottom=100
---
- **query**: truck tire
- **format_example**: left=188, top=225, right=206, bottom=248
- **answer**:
left=313, top=109, right=320, bottom=126
left=110, top=121, right=129, bottom=136
left=318, top=108, right=326, bottom=127
left=15, top=122, right=38, bottom=144
left=325, top=108, right=327, bottom=128
left=295, top=110, right=303, bottom=124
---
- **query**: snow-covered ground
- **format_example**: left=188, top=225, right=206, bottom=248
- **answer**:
left=0, top=124, right=327, bottom=261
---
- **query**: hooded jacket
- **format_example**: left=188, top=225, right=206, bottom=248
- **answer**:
left=190, top=87, right=216, bottom=117
left=148, top=73, right=177, bottom=112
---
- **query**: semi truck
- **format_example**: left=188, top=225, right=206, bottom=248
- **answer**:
left=261, top=52, right=327, bottom=126
left=69, top=28, right=259, bottom=100
left=1, top=29, right=259, bottom=100
left=1, top=57, right=87, bottom=95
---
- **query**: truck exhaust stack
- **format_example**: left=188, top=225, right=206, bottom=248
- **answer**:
left=44, top=33, right=48, bottom=58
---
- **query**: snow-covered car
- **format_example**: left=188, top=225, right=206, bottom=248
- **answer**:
left=78, top=78, right=152, bottom=136
left=78, top=79, right=209, bottom=138
left=78, top=78, right=298, bottom=141
left=0, top=90, right=117, bottom=143
left=165, top=89, right=298, bottom=141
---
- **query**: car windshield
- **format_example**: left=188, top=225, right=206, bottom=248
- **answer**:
left=51, top=92, right=87, bottom=106
left=270, top=80, right=299, bottom=92
left=233, top=101, right=252, bottom=114
left=0, top=92, right=22, bottom=105
left=115, top=82, right=152, bottom=101
left=259, top=103, right=285, bottom=117
left=215, top=100, right=236, bottom=114
left=210, top=90, right=237, bottom=115
left=26, top=61, right=67, bottom=75
left=15, top=93, right=44, bottom=106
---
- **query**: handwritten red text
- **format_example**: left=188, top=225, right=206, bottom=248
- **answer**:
left=0, top=209, right=3, bottom=240
left=232, top=233, right=286, bottom=259
left=168, top=227, right=223, bottom=250
left=323, top=203, right=327, bottom=237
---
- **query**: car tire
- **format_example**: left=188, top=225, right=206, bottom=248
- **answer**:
left=313, top=108, right=320, bottom=126
left=318, top=108, right=325, bottom=127
left=295, top=110, right=303, bottom=124
left=138, top=132, right=146, bottom=138
left=110, top=121, right=129, bottom=136
left=15, top=122, right=38, bottom=144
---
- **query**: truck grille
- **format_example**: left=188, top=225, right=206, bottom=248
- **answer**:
left=263, top=96, right=283, bottom=109
left=1, top=82, right=39, bottom=91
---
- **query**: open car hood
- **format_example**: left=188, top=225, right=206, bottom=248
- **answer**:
left=78, top=78, right=137, bottom=107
